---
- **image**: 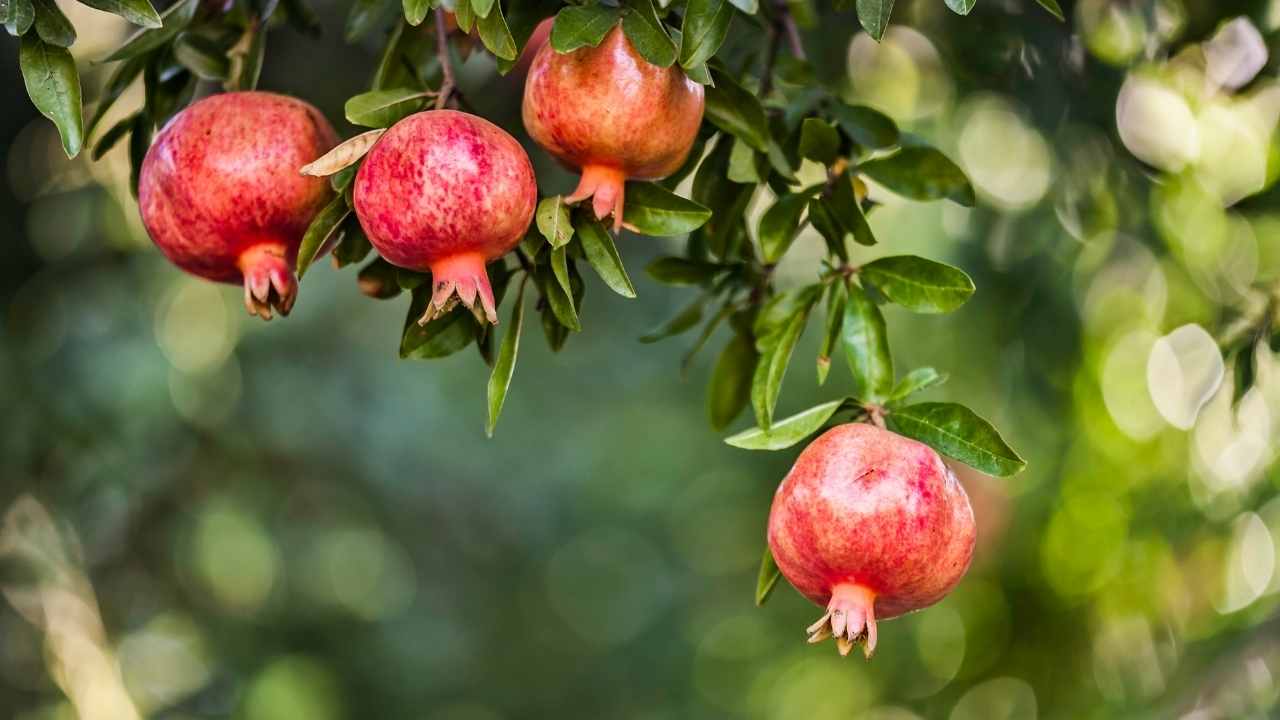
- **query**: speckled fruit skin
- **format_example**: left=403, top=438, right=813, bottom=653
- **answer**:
left=138, top=91, right=337, bottom=320
left=522, top=25, right=704, bottom=229
left=767, top=423, right=976, bottom=658
left=353, top=110, right=537, bottom=324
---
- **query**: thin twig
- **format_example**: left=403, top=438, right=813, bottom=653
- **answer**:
left=780, top=2, right=806, bottom=60
left=434, top=8, right=456, bottom=110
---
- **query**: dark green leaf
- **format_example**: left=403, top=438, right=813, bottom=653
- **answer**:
left=640, top=296, right=705, bottom=343
left=798, top=117, right=840, bottom=165
left=887, top=402, right=1025, bottom=477
left=476, top=2, right=517, bottom=60
left=754, top=285, right=821, bottom=345
left=861, top=255, right=974, bottom=313
left=889, top=367, right=946, bottom=403
left=574, top=212, right=636, bottom=298
left=759, top=192, right=812, bottom=264
left=827, top=172, right=875, bottom=246
left=727, top=398, right=844, bottom=450
left=401, top=301, right=475, bottom=359
left=856, top=0, right=893, bottom=41
left=281, top=0, right=322, bottom=34
left=550, top=246, right=578, bottom=327
left=371, top=19, right=408, bottom=89
left=296, top=195, right=350, bottom=278
left=102, top=0, right=197, bottom=62
left=345, top=0, right=394, bottom=43
left=76, top=0, right=160, bottom=27
left=755, top=547, right=780, bottom=606
left=539, top=263, right=580, bottom=332
left=817, top=282, right=846, bottom=384
left=173, top=34, right=230, bottom=81
left=127, top=114, right=149, bottom=195
left=708, top=329, right=757, bottom=430
left=20, top=33, right=82, bottom=158
left=828, top=102, right=898, bottom=151
left=693, top=136, right=755, bottom=257
left=842, top=281, right=892, bottom=402
left=536, top=196, right=574, bottom=248
left=357, top=257, right=402, bottom=298
left=486, top=282, right=525, bottom=436
left=344, top=88, right=429, bottom=128
left=333, top=217, right=373, bottom=267
left=646, top=257, right=723, bottom=286
left=944, top=0, right=975, bottom=15
left=678, top=0, right=732, bottom=69
left=32, top=0, right=74, bottom=47
left=1035, top=0, right=1064, bottom=21
left=92, top=112, right=135, bottom=160
left=227, top=23, right=266, bottom=90
left=6, top=0, right=34, bottom=35
left=808, top=197, right=847, bottom=262
left=402, top=0, right=428, bottom=25
left=550, top=4, right=620, bottom=52
left=860, top=146, right=975, bottom=206
left=622, top=0, right=676, bottom=67
left=685, top=60, right=711, bottom=84
left=704, top=65, right=768, bottom=151
left=751, top=300, right=812, bottom=429
left=624, top=182, right=712, bottom=236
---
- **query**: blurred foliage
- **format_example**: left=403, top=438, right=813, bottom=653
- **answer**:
left=5, top=0, right=1280, bottom=719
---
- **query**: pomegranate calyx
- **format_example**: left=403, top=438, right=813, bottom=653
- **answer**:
left=566, top=164, right=627, bottom=232
left=238, top=243, right=297, bottom=320
left=806, top=583, right=878, bottom=659
left=421, top=253, right=499, bottom=326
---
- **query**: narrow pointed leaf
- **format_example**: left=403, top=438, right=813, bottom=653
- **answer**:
left=300, top=129, right=385, bottom=177
left=888, top=367, right=946, bottom=403
left=856, top=0, right=893, bottom=41
left=751, top=300, right=813, bottom=429
left=828, top=102, right=899, bottom=150
left=842, top=281, right=892, bottom=402
left=536, top=196, right=574, bottom=248
left=727, top=398, right=844, bottom=450
left=550, top=4, right=620, bottom=52
left=678, top=0, right=732, bottom=69
left=705, top=65, right=769, bottom=151
left=574, top=213, right=636, bottom=298
left=1035, top=0, right=1063, bottom=21
left=887, top=402, right=1025, bottom=476
left=345, top=88, right=429, bottom=128
left=296, top=195, right=350, bottom=278
left=20, top=34, right=83, bottom=158
left=486, top=284, right=526, bottom=436
left=860, top=146, right=975, bottom=206
left=755, top=547, right=781, bottom=606
left=476, top=2, right=517, bottom=60
left=102, top=0, right=197, bottom=61
left=622, top=0, right=676, bottom=67
left=708, top=330, right=757, bottom=430
left=76, top=0, right=161, bottom=27
left=759, top=192, right=812, bottom=264
left=817, top=283, right=846, bottom=384
left=860, top=255, right=975, bottom=313
left=624, top=182, right=712, bottom=236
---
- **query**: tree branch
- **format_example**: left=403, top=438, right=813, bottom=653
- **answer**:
left=434, top=8, right=456, bottom=110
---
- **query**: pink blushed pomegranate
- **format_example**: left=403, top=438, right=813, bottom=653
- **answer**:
left=522, top=25, right=704, bottom=230
left=138, top=91, right=337, bottom=320
left=767, top=423, right=976, bottom=658
left=352, top=110, right=537, bottom=324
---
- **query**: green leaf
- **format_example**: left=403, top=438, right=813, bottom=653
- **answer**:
left=476, top=2, right=517, bottom=60
left=6, top=0, right=34, bottom=35
left=345, top=0, right=394, bottom=42
left=127, top=114, right=149, bottom=196
left=755, top=285, right=822, bottom=345
left=402, top=0, right=428, bottom=25
left=828, top=102, right=899, bottom=151
left=102, top=0, right=197, bottom=62
left=401, top=300, right=475, bottom=359
left=574, top=212, right=636, bottom=298
left=860, top=255, right=974, bottom=314
left=817, top=282, right=846, bottom=384
left=486, top=282, right=525, bottom=436
left=646, top=257, right=723, bottom=286
left=842, top=281, right=892, bottom=402
left=333, top=216, right=373, bottom=267
left=727, top=398, right=844, bottom=450
left=860, top=146, right=975, bottom=206
left=798, top=117, right=840, bottom=165
left=755, top=547, right=781, bottom=607
left=808, top=197, right=846, bottom=262
left=550, top=5, right=620, bottom=52
left=1035, top=0, right=1063, bottom=21
left=622, top=0, right=676, bottom=67
left=173, top=34, right=230, bottom=81
left=19, top=34, right=82, bottom=158
left=728, top=0, right=756, bottom=14
left=727, top=137, right=764, bottom=184
left=887, top=402, right=1025, bottom=477
left=759, top=191, right=814, bottom=264
left=550, top=246, right=578, bottom=328
left=679, top=0, right=732, bottom=69
left=344, top=88, right=429, bottom=128
left=704, top=65, right=769, bottom=151
left=944, top=0, right=975, bottom=15
left=855, top=0, right=893, bottom=41
left=76, top=0, right=161, bottom=27
left=684, top=60, right=711, bottom=85
left=32, top=0, right=74, bottom=47
left=640, top=296, right=705, bottom=343
left=471, top=0, right=494, bottom=20
left=624, top=182, right=712, bottom=236
left=708, top=329, right=757, bottom=430
left=827, top=172, right=875, bottom=246
left=693, top=135, right=755, bottom=257
left=536, top=196, right=574, bottom=248
left=356, top=257, right=402, bottom=298
left=751, top=303, right=810, bottom=430
left=91, top=112, right=135, bottom=160
left=888, top=367, right=946, bottom=403
left=296, top=195, right=350, bottom=278
left=454, top=0, right=473, bottom=31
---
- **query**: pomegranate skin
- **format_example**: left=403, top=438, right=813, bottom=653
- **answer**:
left=138, top=91, right=337, bottom=319
left=353, top=110, right=537, bottom=324
left=767, top=423, right=976, bottom=658
left=522, top=25, right=704, bottom=229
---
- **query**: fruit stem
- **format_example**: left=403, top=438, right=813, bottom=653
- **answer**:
left=238, top=243, right=297, bottom=321
left=566, top=165, right=627, bottom=232
left=434, top=8, right=456, bottom=110
left=806, top=583, right=878, bottom=659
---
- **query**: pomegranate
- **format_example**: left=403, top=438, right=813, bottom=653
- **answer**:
left=767, top=423, right=976, bottom=658
left=522, top=25, right=704, bottom=230
left=138, top=91, right=337, bottom=320
left=352, top=110, right=537, bottom=324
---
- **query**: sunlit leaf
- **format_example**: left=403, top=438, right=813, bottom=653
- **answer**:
left=887, top=402, right=1025, bottom=476
left=727, top=398, right=844, bottom=450
left=888, top=366, right=946, bottom=403
left=537, top=196, right=574, bottom=248
left=345, top=88, right=429, bottom=128
left=624, top=182, right=712, bottom=236
left=550, top=4, right=619, bottom=52
left=860, top=255, right=975, bottom=314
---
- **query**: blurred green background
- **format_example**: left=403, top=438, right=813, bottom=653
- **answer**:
left=5, top=0, right=1280, bottom=718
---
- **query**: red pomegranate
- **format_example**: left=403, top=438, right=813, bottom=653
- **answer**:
left=767, top=423, right=976, bottom=658
left=352, top=110, right=537, bottom=324
left=522, top=25, right=704, bottom=230
left=138, top=91, right=337, bottom=320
